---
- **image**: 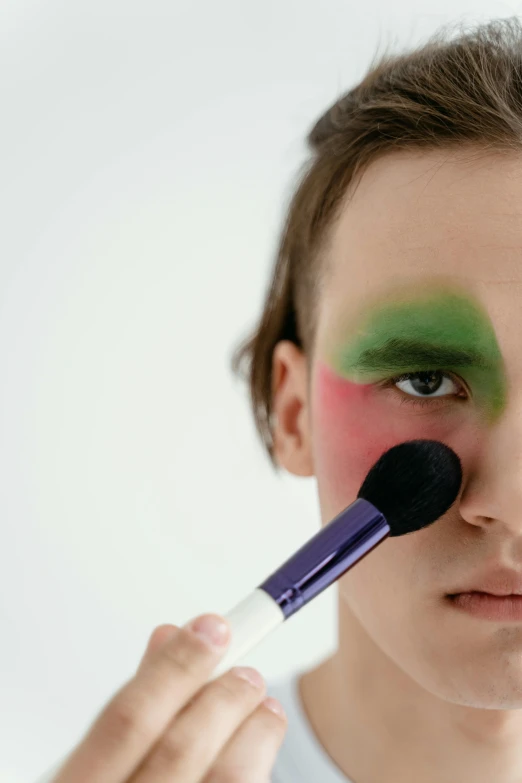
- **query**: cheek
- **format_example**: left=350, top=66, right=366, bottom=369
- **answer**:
left=311, top=361, right=481, bottom=516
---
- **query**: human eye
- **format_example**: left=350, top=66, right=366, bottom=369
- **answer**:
left=377, top=370, right=469, bottom=409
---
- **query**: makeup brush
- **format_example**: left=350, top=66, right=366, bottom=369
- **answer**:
left=211, top=439, right=462, bottom=678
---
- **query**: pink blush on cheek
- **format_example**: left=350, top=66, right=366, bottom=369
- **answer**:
left=311, top=361, right=449, bottom=510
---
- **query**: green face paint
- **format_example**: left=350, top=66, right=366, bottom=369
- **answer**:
left=327, top=281, right=508, bottom=423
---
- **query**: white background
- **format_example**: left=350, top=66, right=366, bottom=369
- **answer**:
left=1, top=2, right=520, bottom=781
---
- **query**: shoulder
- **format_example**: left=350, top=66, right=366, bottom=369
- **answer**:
left=267, top=672, right=352, bottom=783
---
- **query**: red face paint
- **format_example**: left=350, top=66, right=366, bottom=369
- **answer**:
left=311, top=360, right=477, bottom=517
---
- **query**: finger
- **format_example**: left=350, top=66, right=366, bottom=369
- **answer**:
left=54, top=614, right=230, bottom=783
left=204, top=696, right=287, bottom=782
left=136, top=625, right=178, bottom=673
left=129, top=666, right=267, bottom=782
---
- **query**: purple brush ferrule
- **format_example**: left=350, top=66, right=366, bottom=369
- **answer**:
left=258, top=497, right=389, bottom=619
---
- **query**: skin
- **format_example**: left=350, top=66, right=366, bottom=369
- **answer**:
left=315, top=283, right=507, bottom=505
left=272, top=147, right=522, bottom=783
left=313, top=283, right=506, bottom=505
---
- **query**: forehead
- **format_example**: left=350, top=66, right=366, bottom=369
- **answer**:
left=315, top=147, right=522, bottom=360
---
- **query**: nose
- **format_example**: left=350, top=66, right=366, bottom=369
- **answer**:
left=459, top=399, right=522, bottom=536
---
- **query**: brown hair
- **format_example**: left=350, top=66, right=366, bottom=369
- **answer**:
left=232, top=16, right=522, bottom=465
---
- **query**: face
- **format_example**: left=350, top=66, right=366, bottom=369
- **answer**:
left=275, top=147, right=522, bottom=709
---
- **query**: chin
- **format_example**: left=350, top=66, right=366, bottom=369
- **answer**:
left=415, top=649, right=522, bottom=710
left=431, top=686, right=522, bottom=710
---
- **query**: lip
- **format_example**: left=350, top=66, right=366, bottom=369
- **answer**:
left=447, top=568, right=522, bottom=622
left=449, top=568, right=522, bottom=597
left=448, top=593, right=522, bottom=621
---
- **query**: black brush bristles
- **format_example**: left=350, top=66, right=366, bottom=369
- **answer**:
left=357, top=439, right=462, bottom=536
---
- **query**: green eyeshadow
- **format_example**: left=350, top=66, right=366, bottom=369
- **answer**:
left=329, top=282, right=507, bottom=421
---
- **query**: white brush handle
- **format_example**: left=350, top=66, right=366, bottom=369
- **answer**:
left=210, top=588, right=285, bottom=680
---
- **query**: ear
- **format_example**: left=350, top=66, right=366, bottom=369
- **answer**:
left=271, top=340, right=314, bottom=476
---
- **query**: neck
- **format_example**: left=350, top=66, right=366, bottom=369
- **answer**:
left=299, top=596, right=522, bottom=783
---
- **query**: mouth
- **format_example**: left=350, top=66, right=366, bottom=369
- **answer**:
left=447, top=568, right=522, bottom=622
left=447, top=593, right=522, bottom=622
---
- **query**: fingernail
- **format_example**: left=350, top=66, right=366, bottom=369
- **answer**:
left=186, top=614, right=230, bottom=648
left=263, top=697, right=286, bottom=719
left=231, top=666, right=264, bottom=688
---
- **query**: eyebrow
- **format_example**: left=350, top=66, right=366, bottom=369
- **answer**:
left=354, top=337, right=491, bottom=373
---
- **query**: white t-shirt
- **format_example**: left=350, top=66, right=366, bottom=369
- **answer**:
left=268, top=673, right=351, bottom=783
left=35, top=674, right=351, bottom=783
